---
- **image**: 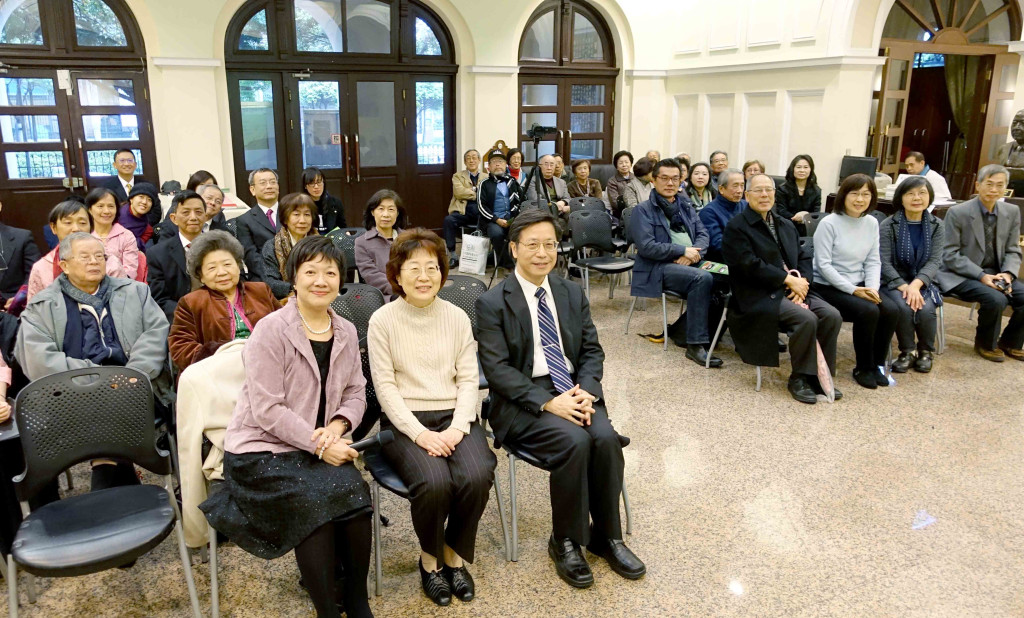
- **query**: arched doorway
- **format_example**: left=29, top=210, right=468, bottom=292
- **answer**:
left=224, top=0, right=456, bottom=229
left=868, top=0, right=1021, bottom=179
left=0, top=0, right=157, bottom=247
left=517, top=0, right=617, bottom=165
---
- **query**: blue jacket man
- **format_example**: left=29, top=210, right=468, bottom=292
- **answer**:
left=699, top=175, right=747, bottom=262
left=628, top=158, right=721, bottom=367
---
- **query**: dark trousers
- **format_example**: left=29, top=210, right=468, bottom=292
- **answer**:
left=443, top=205, right=480, bottom=252
left=484, top=222, right=511, bottom=268
left=816, top=284, right=900, bottom=371
left=382, top=410, right=496, bottom=563
left=501, top=375, right=624, bottom=547
left=948, top=277, right=1024, bottom=350
left=778, top=292, right=842, bottom=376
left=662, top=263, right=714, bottom=345
left=881, top=287, right=938, bottom=352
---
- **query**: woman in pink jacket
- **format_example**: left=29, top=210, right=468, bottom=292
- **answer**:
left=87, top=187, right=140, bottom=280
left=200, top=236, right=372, bottom=618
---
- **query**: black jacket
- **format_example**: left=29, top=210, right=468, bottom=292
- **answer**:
left=475, top=273, right=604, bottom=443
left=0, top=222, right=41, bottom=299
left=260, top=239, right=292, bottom=300
left=98, top=175, right=158, bottom=225
left=722, top=207, right=812, bottom=368
left=235, top=205, right=279, bottom=281
left=146, top=233, right=193, bottom=324
left=774, top=182, right=822, bottom=221
left=477, top=175, right=526, bottom=224
left=314, top=192, right=346, bottom=234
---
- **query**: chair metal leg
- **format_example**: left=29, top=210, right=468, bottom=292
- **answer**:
left=491, top=469, right=511, bottom=562
left=969, top=302, right=976, bottom=321
left=209, top=525, right=219, bottom=618
left=622, top=482, right=633, bottom=536
left=371, top=481, right=383, bottom=596
left=624, top=297, right=638, bottom=334
left=661, top=294, right=669, bottom=351
left=608, top=272, right=617, bottom=299
left=64, top=469, right=73, bottom=491
left=166, top=476, right=201, bottom=617
left=937, top=304, right=945, bottom=354
left=8, top=555, right=16, bottom=618
left=0, top=552, right=6, bottom=580
left=706, top=306, right=729, bottom=368
left=508, top=453, right=519, bottom=562
left=25, top=574, right=35, bottom=604
left=755, top=366, right=762, bottom=392
left=583, top=268, right=591, bottom=299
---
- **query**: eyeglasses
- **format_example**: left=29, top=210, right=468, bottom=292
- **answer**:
left=68, top=253, right=108, bottom=264
left=748, top=187, right=775, bottom=194
left=115, top=158, right=136, bottom=164
left=306, top=179, right=324, bottom=187
left=518, top=241, right=557, bottom=253
left=253, top=179, right=278, bottom=188
left=655, top=175, right=680, bottom=183
left=401, top=265, right=441, bottom=278
left=374, top=206, right=398, bottom=214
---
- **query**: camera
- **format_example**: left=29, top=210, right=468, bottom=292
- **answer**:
left=526, top=123, right=558, bottom=140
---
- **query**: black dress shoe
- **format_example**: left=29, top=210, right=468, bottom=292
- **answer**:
left=548, top=535, right=594, bottom=588
left=810, top=376, right=842, bottom=401
left=442, top=564, right=475, bottom=602
left=778, top=337, right=788, bottom=353
left=685, top=344, right=723, bottom=368
left=419, top=560, right=452, bottom=606
left=874, top=368, right=890, bottom=387
left=852, top=368, right=877, bottom=389
left=787, top=374, right=817, bottom=404
left=449, top=254, right=459, bottom=268
left=891, top=351, right=913, bottom=373
left=914, top=350, right=933, bottom=373
left=586, top=537, right=646, bottom=580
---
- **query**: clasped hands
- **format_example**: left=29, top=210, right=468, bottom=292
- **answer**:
left=673, top=247, right=702, bottom=267
left=852, top=287, right=882, bottom=304
left=543, top=384, right=596, bottom=427
left=784, top=274, right=809, bottom=303
left=897, top=281, right=925, bottom=311
left=310, top=418, right=357, bottom=466
left=981, top=272, right=1013, bottom=294
left=416, top=427, right=465, bottom=457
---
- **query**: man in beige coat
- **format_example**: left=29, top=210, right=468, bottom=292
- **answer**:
left=444, top=149, right=483, bottom=267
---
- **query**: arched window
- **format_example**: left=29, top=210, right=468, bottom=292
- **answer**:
left=0, top=0, right=156, bottom=250
left=882, top=0, right=1021, bottom=45
left=518, top=0, right=617, bottom=164
left=224, top=0, right=457, bottom=229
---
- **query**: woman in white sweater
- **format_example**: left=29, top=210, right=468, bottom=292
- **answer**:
left=812, top=174, right=900, bottom=390
left=367, top=228, right=496, bottom=607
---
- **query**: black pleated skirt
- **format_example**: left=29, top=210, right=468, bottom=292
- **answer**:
left=199, top=450, right=371, bottom=559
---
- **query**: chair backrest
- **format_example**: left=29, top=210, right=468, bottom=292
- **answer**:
left=869, top=209, right=887, bottom=223
left=621, top=206, right=635, bottom=244
left=354, top=345, right=381, bottom=441
left=438, top=275, right=488, bottom=331
left=330, top=283, right=385, bottom=343
left=329, top=227, right=365, bottom=238
left=327, top=230, right=359, bottom=281
left=803, top=211, right=827, bottom=237
left=569, top=196, right=606, bottom=213
left=799, top=236, right=814, bottom=260
left=568, top=209, right=617, bottom=253
left=223, top=218, right=238, bottom=238
left=14, top=367, right=169, bottom=501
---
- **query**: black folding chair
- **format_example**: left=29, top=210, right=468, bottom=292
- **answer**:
left=438, top=275, right=488, bottom=330
left=326, top=228, right=362, bottom=283
left=7, top=368, right=200, bottom=617
left=567, top=210, right=635, bottom=299
left=802, top=211, right=827, bottom=238
left=568, top=196, right=607, bottom=212
left=222, top=218, right=237, bottom=238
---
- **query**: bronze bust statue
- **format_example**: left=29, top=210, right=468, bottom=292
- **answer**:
left=996, top=110, right=1024, bottom=169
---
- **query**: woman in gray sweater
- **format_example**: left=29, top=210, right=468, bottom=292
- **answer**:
left=879, top=176, right=944, bottom=374
left=812, top=174, right=900, bottom=389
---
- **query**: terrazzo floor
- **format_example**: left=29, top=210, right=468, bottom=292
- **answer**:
left=3, top=274, right=1023, bottom=617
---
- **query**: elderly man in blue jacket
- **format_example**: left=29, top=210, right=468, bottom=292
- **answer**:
left=629, top=158, right=722, bottom=368
left=699, top=169, right=747, bottom=262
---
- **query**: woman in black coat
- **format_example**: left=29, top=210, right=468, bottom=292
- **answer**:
left=722, top=174, right=842, bottom=403
left=775, top=154, right=822, bottom=234
left=302, top=167, right=347, bottom=234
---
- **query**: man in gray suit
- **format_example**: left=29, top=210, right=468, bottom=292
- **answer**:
left=525, top=154, right=571, bottom=238
left=937, top=164, right=1024, bottom=361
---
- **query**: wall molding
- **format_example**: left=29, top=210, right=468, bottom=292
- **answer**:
left=668, top=54, right=885, bottom=77
left=150, top=57, right=222, bottom=68
left=465, top=65, right=518, bottom=74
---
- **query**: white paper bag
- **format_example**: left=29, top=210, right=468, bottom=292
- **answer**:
left=459, top=232, right=490, bottom=276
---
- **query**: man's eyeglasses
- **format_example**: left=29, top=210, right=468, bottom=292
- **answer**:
left=253, top=180, right=278, bottom=188
left=67, top=253, right=108, bottom=264
left=115, top=158, right=136, bottom=164
left=748, top=187, right=775, bottom=194
left=518, top=241, right=557, bottom=253
left=655, top=175, right=680, bottom=183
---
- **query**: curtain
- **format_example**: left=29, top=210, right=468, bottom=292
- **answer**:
left=944, top=55, right=981, bottom=173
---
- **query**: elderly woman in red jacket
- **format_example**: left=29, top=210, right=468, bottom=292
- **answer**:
left=201, top=236, right=373, bottom=618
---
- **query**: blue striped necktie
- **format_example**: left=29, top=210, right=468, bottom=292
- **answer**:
left=535, top=287, right=574, bottom=393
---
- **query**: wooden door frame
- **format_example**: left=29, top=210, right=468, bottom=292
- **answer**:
left=227, top=71, right=290, bottom=204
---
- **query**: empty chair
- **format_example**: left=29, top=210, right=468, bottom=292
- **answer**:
left=567, top=210, right=635, bottom=299
left=802, top=211, right=827, bottom=237
left=327, top=228, right=361, bottom=283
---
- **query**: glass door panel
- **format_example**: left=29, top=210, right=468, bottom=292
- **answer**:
left=238, top=78, right=279, bottom=171
left=355, top=80, right=396, bottom=168
left=414, top=80, right=445, bottom=165
left=298, top=80, right=343, bottom=169
left=872, top=45, right=915, bottom=176
left=347, top=75, right=402, bottom=219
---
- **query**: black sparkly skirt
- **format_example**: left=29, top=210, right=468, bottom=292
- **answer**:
left=199, top=450, right=372, bottom=559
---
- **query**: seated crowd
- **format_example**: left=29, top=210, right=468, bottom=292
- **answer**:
left=0, top=142, right=1021, bottom=618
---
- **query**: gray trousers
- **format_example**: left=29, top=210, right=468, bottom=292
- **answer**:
left=778, top=292, right=841, bottom=376
left=881, top=287, right=938, bottom=352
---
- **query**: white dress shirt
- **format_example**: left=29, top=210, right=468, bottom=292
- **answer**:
left=514, top=269, right=574, bottom=378
left=119, top=175, right=133, bottom=197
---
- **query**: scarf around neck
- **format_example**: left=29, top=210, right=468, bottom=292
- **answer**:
left=57, top=273, right=113, bottom=315
left=650, top=191, right=686, bottom=233
left=273, top=227, right=319, bottom=278
left=894, top=211, right=943, bottom=306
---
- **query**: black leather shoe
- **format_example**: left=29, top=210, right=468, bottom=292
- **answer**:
left=685, top=344, right=723, bottom=368
left=787, top=374, right=817, bottom=404
left=419, top=560, right=452, bottom=606
left=852, top=368, right=877, bottom=389
left=914, top=350, right=933, bottom=373
left=810, top=377, right=842, bottom=401
left=449, top=254, right=459, bottom=268
left=874, top=368, right=890, bottom=387
left=548, top=535, right=594, bottom=588
left=778, top=337, right=788, bottom=353
left=442, top=564, right=475, bottom=602
left=587, top=537, right=646, bottom=580
left=891, top=351, right=913, bottom=373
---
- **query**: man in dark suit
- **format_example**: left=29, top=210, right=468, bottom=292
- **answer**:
left=475, top=209, right=645, bottom=589
left=96, top=148, right=154, bottom=224
left=723, top=174, right=842, bottom=403
left=234, top=168, right=280, bottom=280
left=147, top=191, right=206, bottom=323
left=937, top=164, right=1024, bottom=361
left=0, top=201, right=42, bottom=309
left=155, top=183, right=228, bottom=242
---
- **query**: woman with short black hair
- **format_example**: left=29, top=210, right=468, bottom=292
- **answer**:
left=261, top=193, right=319, bottom=299
left=686, top=162, right=716, bottom=209
left=775, top=154, right=822, bottom=227
left=355, top=189, right=409, bottom=298
left=302, top=166, right=346, bottom=233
